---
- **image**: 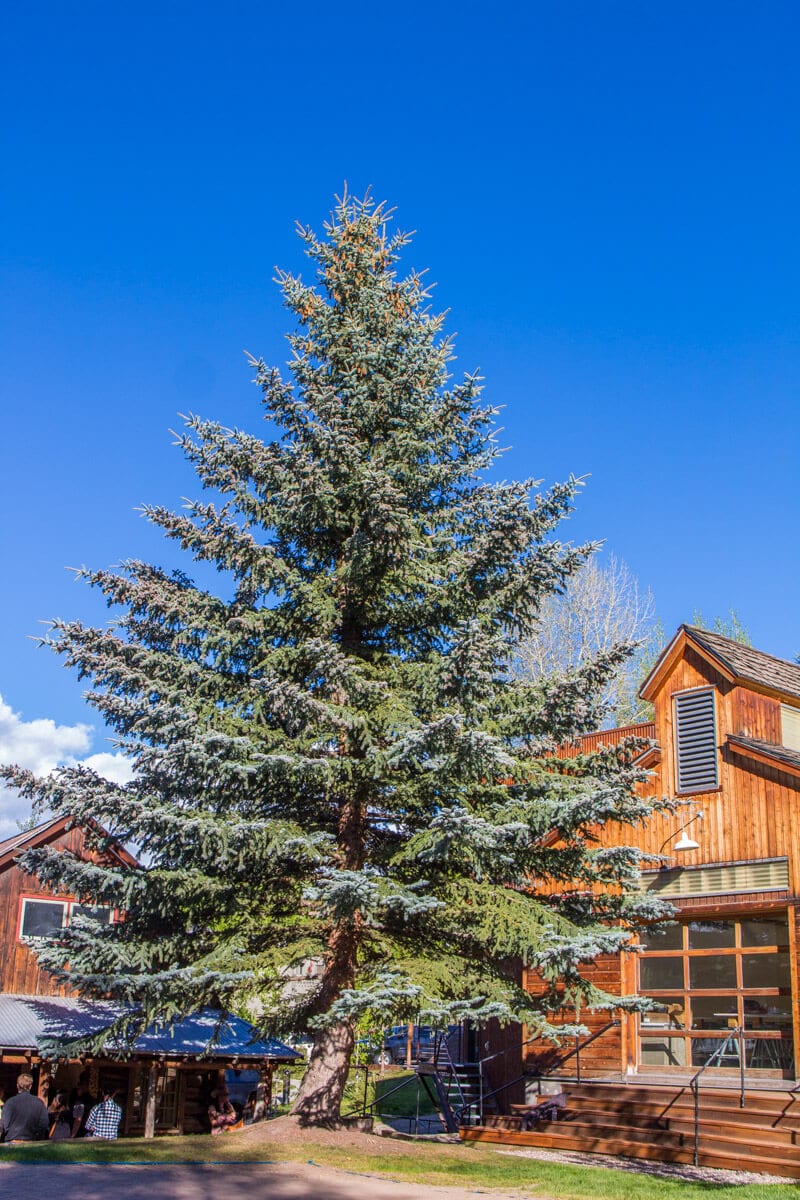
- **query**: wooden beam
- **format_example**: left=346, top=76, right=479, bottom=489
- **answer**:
left=143, top=1064, right=158, bottom=1139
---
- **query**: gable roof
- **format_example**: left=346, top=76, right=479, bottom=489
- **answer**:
left=641, top=624, right=800, bottom=703
left=0, top=994, right=299, bottom=1062
left=0, top=814, right=139, bottom=873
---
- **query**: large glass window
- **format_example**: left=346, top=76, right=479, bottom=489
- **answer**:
left=638, top=915, right=793, bottom=1075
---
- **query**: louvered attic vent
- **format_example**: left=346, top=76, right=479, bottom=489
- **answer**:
left=674, top=688, right=718, bottom=793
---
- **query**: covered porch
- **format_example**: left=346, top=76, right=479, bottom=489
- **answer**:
left=0, top=993, right=298, bottom=1137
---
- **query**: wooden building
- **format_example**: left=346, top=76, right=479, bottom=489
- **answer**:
left=0, top=816, right=298, bottom=1135
left=464, top=626, right=800, bottom=1177
left=518, top=624, right=800, bottom=1084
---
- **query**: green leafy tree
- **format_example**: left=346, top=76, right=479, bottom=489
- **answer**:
left=3, top=194, right=668, bottom=1124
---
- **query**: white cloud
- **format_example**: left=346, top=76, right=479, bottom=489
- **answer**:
left=82, top=752, right=136, bottom=786
left=0, top=694, right=134, bottom=840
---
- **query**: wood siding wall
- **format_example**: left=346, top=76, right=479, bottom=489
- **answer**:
left=521, top=955, right=624, bottom=1079
left=0, top=826, right=89, bottom=995
left=515, top=643, right=800, bottom=1087
left=601, top=649, right=800, bottom=882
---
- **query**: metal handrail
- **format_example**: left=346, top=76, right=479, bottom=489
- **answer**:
left=352, top=1029, right=468, bottom=1132
left=432, top=1031, right=469, bottom=1119
left=466, top=1018, right=621, bottom=1125
left=689, top=1026, right=745, bottom=1166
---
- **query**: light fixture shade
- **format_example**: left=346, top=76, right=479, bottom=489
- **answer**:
left=673, top=831, right=700, bottom=852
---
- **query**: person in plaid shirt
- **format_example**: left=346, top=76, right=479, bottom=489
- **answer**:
left=85, top=1088, right=123, bottom=1140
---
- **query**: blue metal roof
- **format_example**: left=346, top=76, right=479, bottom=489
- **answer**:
left=0, top=994, right=299, bottom=1061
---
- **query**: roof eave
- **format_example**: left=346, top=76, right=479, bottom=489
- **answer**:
left=639, top=625, right=737, bottom=702
left=727, top=736, right=800, bottom=781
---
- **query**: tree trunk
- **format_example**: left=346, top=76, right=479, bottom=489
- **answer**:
left=290, top=1019, right=354, bottom=1125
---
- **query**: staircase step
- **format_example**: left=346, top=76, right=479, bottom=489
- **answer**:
left=462, top=1081, right=800, bottom=1178
left=461, top=1126, right=800, bottom=1178
left=562, top=1105, right=800, bottom=1142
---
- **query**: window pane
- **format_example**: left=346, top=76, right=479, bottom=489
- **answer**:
left=689, top=955, right=737, bottom=989
left=157, top=1070, right=178, bottom=1127
left=741, top=953, right=791, bottom=989
left=640, top=1037, right=686, bottom=1067
left=688, top=921, right=735, bottom=950
left=20, top=899, right=66, bottom=938
left=691, top=1037, right=742, bottom=1068
left=690, top=996, right=738, bottom=1030
left=639, top=924, right=683, bottom=951
left=746, top=1038, right=795, bottom=1072
left=744, top=995, right=793, bottom=1031
left=71, top=905, right=113, bottom=925
left=741, top=917, right=789, bottom=948
left=640, top=957, right=684, bottom=990
left=641, top=997, right=686, bottom=1028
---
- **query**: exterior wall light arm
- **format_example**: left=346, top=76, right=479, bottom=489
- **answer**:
left=658, top=809, right=704, bottom=856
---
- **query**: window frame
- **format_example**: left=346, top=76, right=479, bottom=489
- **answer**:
left=17, top=895, right=69, bottom=941
left=637, top=915, right=794, bottom=1072
left=17, top=893, right=117, bottom=942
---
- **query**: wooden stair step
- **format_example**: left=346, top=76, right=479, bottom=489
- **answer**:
left=566, top=1084, right=798, bottom=1109
left=563, top=1103, right=800, bottom=1137
left=536, top=1119, right=684, bottom=1148
left=461, top=1127, right=800, bottom=1178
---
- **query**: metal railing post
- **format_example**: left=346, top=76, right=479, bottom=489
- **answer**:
left=739, top=1026, right=746, bottom=1108
left=575, top=1033, right=581, bottom=1084
left=692, top=1076, right=699, bottom=1167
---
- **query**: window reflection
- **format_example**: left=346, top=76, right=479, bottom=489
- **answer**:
left=688, top=921, right=735, bottom=950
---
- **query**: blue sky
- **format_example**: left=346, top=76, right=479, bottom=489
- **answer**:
left=1, top=1, right=798, bottom=808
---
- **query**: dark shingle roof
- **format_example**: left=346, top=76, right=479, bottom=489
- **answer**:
left=0, top=994, right=299, bottom=1061
left=728, top=734, right=800, bottom=775
left=685, top=625, right=800, bottom=701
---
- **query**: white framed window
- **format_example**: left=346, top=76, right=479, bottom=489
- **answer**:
left=673, top=687, right=719, bottom=794
left=18, top=896, right=115, bottom=941
left=19, top=897, right=68, bottom=939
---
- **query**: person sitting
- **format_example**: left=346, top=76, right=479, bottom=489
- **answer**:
left=48, top=1091, right=74, bottom=1140
left=0, top=1073, right=49, bottom=1142
left=208, top=1087, right=240, bottom=1135
left=85, top=1087, right=123, bottom=1140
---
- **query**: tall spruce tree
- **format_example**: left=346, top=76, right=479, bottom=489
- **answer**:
left=4, top=195, right=668, bottom=1123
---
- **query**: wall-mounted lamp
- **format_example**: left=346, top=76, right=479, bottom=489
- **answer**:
left=659, top=809, right=704, bottom=856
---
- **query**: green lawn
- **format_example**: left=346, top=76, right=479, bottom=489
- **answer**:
left=0, top=1127, right=796, bottom=1200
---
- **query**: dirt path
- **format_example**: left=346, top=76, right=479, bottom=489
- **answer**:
left=0, top=1160, right=540, bottom=1199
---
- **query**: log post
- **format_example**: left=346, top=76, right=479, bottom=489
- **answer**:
left=37, top=1059, right=52, bottom=1102
left=143, top=1063, right=158, bottom=1139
